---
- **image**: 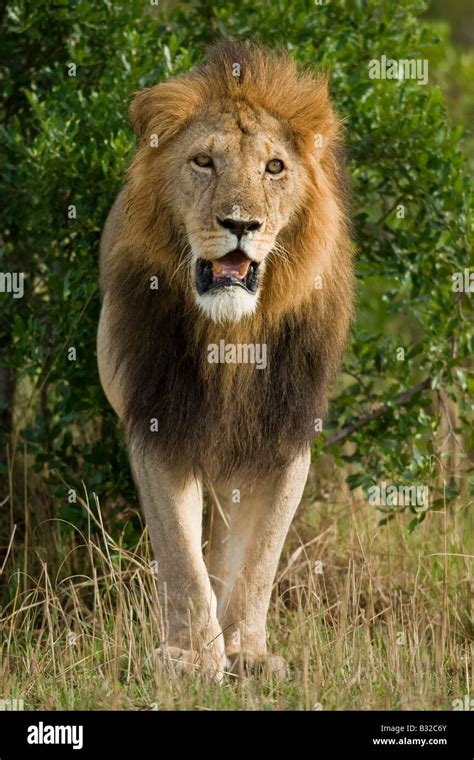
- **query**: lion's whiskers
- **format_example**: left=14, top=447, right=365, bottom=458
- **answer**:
left=268, top=241, right=292, bottom=272
left=169, top=241, right=194, bottom=287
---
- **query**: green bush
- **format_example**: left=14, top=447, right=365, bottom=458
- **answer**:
left=1, top=0, right=472, bottom=536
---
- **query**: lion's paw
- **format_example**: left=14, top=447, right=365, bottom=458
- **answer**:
left=227, top=652, right=289, bottom=679
left=154, top=645, right=226, bottom=681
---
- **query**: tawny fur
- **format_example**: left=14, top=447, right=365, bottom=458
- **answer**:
left=98, top=40, right=355, bottom=674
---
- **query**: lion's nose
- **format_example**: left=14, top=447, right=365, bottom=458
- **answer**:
left=217, top=217, right=262, bottom=239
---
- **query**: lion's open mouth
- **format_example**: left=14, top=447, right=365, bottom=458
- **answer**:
left=196, top=249, right=260, bottom=296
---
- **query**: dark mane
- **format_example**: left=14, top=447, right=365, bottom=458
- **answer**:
left=107, top=257, right=340, bottom=484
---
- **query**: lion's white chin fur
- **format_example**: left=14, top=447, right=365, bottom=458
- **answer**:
left=194, top=287, right=259, bottom=324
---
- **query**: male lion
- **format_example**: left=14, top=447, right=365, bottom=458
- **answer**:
left=97, top=41, right=354, bottom=677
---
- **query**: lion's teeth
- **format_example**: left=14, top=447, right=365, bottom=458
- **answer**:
left=211, top=254, right=250, bottom=279
left=238, top=260, right=250, bottom=277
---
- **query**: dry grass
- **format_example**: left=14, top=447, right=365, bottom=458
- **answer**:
left=0, top=462, right=472, bottom=711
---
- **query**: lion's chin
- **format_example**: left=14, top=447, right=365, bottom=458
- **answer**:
left=194, top=287, right=259, bottom=324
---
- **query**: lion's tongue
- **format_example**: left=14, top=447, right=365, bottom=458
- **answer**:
left=212, top=250, right=250, bottom=280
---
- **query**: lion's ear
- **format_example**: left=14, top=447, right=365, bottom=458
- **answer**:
left=129, top=77, right=205, bottom=144
left=282, top=73, right=340, bottom=160
left=129, top=87, right=156, bottom=138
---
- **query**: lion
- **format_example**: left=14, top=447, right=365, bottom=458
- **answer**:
left=97, top=41, right=354, bottom=677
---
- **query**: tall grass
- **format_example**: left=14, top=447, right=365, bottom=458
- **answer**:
left=0, top=462, right=472, bottom=710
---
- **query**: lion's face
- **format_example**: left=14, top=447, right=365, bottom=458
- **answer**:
left=127, top=43, right=346, bottom=328
left=169, top=101, right=307, bottom=323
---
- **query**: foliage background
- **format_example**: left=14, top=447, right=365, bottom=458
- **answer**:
left=0, top=0, right=472, bottom=555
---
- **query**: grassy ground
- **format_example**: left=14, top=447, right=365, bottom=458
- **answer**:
left=0, top=462, right=472, bottom=711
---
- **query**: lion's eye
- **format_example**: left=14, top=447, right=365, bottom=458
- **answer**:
left=193, top=154, right=214, bottom=169
left=266, top=158, right=285, bottom=174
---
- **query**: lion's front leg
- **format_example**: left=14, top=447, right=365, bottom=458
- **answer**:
left=128, top=441, right=226, bottom=678
left=207, top=450, right=311, bottom=676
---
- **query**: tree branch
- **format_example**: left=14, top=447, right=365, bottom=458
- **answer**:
left=325, top=377, right=432, bottom=448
